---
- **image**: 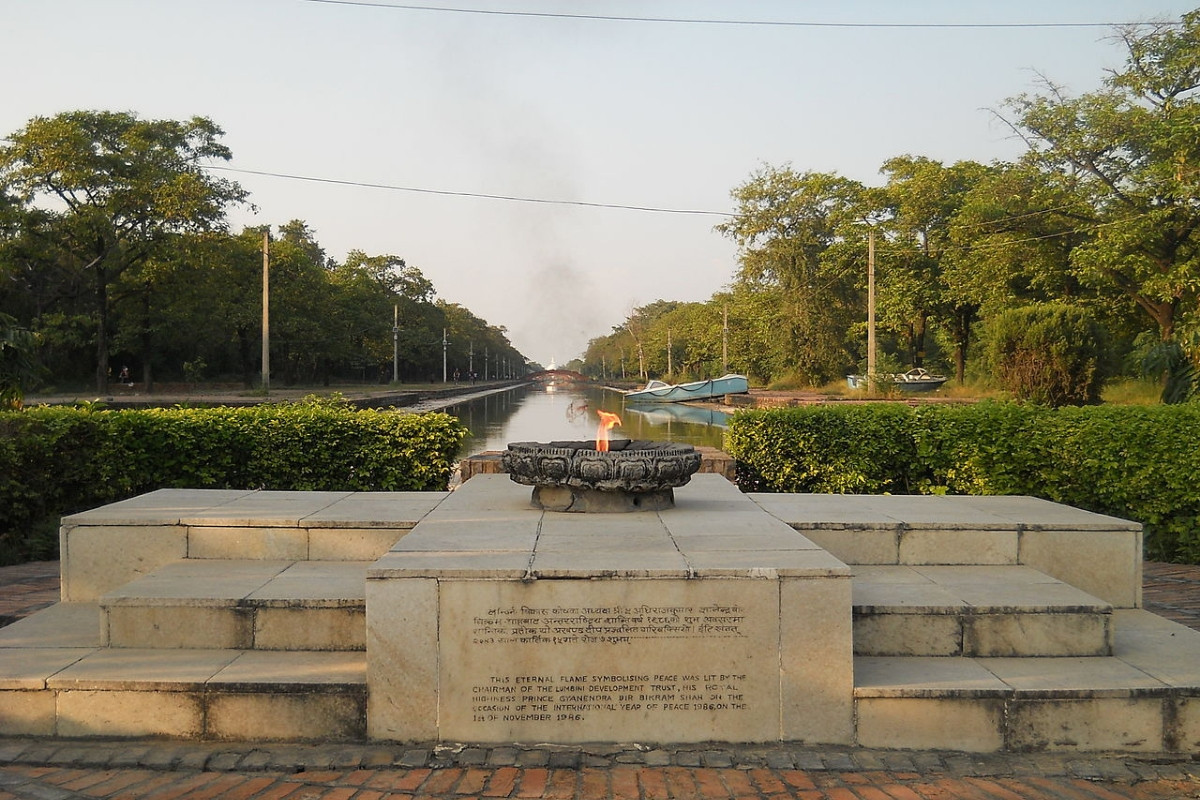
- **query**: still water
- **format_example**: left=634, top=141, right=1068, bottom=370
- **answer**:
left=446, top=384, right=730, bottom=457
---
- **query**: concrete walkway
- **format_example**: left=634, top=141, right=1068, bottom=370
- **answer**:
left=0, top=561, right=1197, bottom=799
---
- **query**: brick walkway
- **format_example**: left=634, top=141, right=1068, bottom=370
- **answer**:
left=0, top=560, right=1197, bottom=799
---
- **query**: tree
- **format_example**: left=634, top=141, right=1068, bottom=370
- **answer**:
left=718, top=167, right=867, bottom=385
left=334, top=250, right=437, bottom=381
left=876, top=157, right=991, bottom=379
left=0, top=111, right=248, bottom=391
left=141, top=229, right=265, bottom=387
left=0, top=313, right=40, bottom=409
left=1001, top=10, right=1200, bottom=344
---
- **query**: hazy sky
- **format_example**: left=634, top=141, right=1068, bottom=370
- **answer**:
left=5, top=1, right=1196, bottom=366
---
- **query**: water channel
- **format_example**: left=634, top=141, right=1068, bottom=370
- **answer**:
left=445, top=384, right=730, bottom=458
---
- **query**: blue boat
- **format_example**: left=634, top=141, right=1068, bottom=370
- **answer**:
left=624, top=374, right=749, bottom=404
left=623, top=403, right=731, bottom=428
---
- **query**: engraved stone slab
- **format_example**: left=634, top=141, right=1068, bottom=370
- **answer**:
left=366, top=475, right=854, bottom=745
left=438, top=579, right=778, bottom=743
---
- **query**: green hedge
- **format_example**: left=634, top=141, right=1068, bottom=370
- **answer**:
left=726, top=402, right=1200, bottom=564
left=0, top=404, right=467, bottom=564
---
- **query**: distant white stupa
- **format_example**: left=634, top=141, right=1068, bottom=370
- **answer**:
left=547, top=358, right=557, bottom=371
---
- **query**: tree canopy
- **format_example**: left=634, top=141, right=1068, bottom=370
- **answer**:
left=0, top=112, right=527, bottom=394
left=581, top=10, right=1200, bottom=397
left=0, top=111, right=250, bottom=391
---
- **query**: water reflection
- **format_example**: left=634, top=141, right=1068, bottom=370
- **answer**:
left=447, top=384, right=729, bottom=457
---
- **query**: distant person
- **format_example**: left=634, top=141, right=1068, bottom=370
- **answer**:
left=118, top=365, right=131, bottom=385
left=453, top=369, right=460, bottom=384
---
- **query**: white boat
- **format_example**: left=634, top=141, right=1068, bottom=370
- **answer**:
left=846, top=368, right=948, bottom=392
left=893, top=368, right=948, bottom=391
left=624, top=374, right=749, bottom=404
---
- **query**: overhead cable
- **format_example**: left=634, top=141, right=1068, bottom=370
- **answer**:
left=202, top=164, right=734, bottom=217
left=205, top=165, right=1154, bottom=245
left=298, top=0, right=1174, bottom=29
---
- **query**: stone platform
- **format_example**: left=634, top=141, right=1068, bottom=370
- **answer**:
left=0, top=475, right=1196, bottom=752
left=366, top=475, right=851, bottom=744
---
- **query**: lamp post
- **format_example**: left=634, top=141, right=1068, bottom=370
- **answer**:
left=442, top=328, right=448, bottom=383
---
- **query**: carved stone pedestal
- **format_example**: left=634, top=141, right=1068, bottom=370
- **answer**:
left=366, top=474, right=854, bottom=744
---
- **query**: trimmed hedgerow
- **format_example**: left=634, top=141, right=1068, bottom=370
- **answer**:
left=0, top=404, right=466, bottom=565
left=727, top=402, right=1200, bottom=564
left=726, top=403, right=920, bottom=494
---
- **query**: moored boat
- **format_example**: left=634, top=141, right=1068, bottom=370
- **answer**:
left=624, top=374, right=749, bottom=403
left=846, top=368, right=948, bottom=392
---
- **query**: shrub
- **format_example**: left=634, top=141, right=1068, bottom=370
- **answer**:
left=986, top=304, right=1109, bottom=406
left=725, top=404, right=919, bottom=494
left=727, top=402, right=1200, bottom=564
left=0, top=403, right=467, bottom=565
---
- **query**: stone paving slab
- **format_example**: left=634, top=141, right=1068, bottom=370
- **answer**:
left=751, top=493, right=1143, bottom=531
left=59, top=490, right=255, bottom=526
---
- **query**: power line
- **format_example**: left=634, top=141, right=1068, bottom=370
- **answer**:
left=202, top=164, right=734, bottom=217
left=875, top=215, right=1141, bottom=259
left=948, top=204, right=1081, bottom=231
left=299, top=0, right=1175, bottom=29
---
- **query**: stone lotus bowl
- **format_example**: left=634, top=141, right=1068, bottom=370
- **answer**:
left=501, top=440, right=702, bottom=512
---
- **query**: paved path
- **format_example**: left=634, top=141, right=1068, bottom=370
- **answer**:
left=0, top=561, right=1197, bottom=799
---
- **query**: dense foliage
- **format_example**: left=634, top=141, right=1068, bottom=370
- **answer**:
left=0, top=404, right=466, bottom=565
left=727, top=403, right=1200, bottom=563
left=985, top=304, right=1109, bottom=406
left=0, top=112, right=528, bottom=396
left=579, top=12, right=1200, bottom=392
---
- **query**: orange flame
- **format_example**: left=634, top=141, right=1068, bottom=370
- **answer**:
left=595, top=410, right=622, bottom=452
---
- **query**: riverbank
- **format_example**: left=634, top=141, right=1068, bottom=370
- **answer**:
left=25, top=379, right=968, bottom=413
left=23, top=381, right=524, bottom=411
left=727, top=387, right=974, bottom=409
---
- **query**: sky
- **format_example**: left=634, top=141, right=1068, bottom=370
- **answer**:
left=4, top=1, right=1197, bottom=368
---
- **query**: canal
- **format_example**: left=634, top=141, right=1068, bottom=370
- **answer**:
left=445, top=384, right=730, bottom=458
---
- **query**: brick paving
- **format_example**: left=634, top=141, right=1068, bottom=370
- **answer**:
left=1142, top=561, right=1200, bottom=630
left=0, top=560, right=1196, bottom=799
left=0, top=560, right=58, bottom=626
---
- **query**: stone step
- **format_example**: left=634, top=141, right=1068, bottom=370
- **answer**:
left=99, top=560, right=367, bottom=651
left=851, top=610, right=1200, bottom=752
left=0, top=603, right=367, bottom=740
left=852, top=565, right=1112, bottom=657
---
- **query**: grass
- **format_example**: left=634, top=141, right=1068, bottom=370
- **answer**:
left=1102, top=377, right=1162, bottom=405
left=776, top=376, right=1163, bottom=405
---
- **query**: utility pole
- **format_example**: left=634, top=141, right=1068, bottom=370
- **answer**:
left=392, top=304, right=399, bottom=384
left=469, top=341, right=474, bottom=376
left=722, top=304, right=729, bottom=374
left=442, top=328, right=448, bottom=383
left=667, top=328, right=673, bottom=377
left=261, top=230, right=270, bottom=395
left=867, top=228, right=877, bottom=389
